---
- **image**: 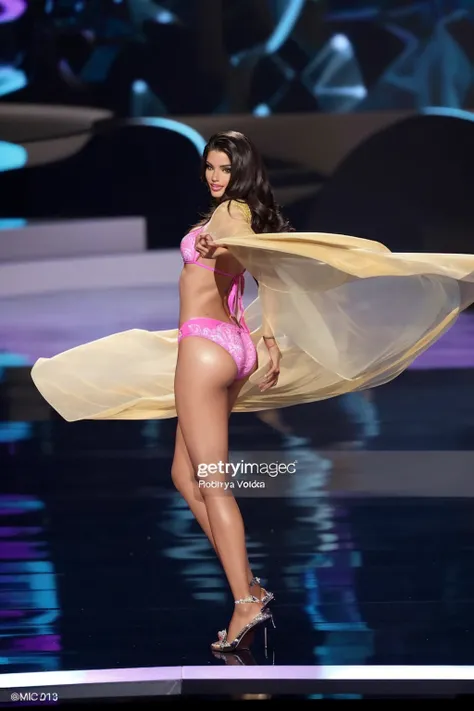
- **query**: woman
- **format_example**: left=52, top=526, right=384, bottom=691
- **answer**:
left=31, top=130, right=474, bottom=651
left=171, top=131, right=287, bottom=651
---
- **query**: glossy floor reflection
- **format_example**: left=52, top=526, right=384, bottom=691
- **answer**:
left=1, top=366, right=474, bottom=698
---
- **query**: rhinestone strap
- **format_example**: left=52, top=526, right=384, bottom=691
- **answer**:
left=234, top=595, right=260, bottom=604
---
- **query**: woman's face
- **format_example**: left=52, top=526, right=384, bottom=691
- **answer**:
left=205, top=150, right=231, bottom=199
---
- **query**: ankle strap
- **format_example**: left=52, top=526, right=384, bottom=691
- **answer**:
left=235, top=595, right=260, bottom=604
left=249, top=576, right=261, bottom=586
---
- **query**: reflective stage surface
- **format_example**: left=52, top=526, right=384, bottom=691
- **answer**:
left=1, top=356, right=474, bottom=700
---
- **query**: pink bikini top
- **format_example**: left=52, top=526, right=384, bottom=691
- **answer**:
left=180, top=225, right=247, bottom=328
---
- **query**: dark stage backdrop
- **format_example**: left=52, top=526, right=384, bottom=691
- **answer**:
left=1, top=1, right=474, bottom=255
left=2, top=1, right=474, bottom=116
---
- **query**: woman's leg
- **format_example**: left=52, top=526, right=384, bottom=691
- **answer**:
left=174, top=336, right=262, bottom=642
left=171, top=421, right=257, bottom=589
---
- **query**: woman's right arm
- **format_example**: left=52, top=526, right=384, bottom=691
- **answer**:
left=259, top=314, right=281, bottom=391
left=262, top=318, right=277, bottom=345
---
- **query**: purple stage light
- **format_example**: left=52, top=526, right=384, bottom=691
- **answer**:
left=0, top=1, right=26, bottom=24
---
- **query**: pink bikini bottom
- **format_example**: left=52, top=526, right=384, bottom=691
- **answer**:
left=178, top=317, right=257, bottom=380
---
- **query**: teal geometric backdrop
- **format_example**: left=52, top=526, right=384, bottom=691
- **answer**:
left=1, top=1, right=474, bottom=115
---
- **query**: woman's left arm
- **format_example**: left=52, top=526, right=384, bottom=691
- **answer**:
left=194, top=233, right=229, bottom=259
left=197, top=200, right=253, bottom=259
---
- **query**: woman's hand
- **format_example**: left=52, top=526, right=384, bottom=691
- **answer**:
left=259, top=341, right=281, bottom=392
left=195, top=233, right=218, bottom=259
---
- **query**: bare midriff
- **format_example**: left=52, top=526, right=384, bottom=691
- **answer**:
left=178, top=263, right=239, bottom=327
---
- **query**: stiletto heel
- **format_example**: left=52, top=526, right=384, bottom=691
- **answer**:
left=211, top=595, right=273, bottom=653
left=216, top=577, right=274, bottom=644
left=264, top=613, right=276, bottom=656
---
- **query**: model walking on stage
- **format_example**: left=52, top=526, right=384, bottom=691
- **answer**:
left=172, top=131, right=287, bottom=650
left=31, top=130, right=474, bottom=653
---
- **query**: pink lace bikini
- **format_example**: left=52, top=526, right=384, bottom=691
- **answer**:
left=178, top=225, right=257, bottom=380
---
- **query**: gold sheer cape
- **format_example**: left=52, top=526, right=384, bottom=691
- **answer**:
left=30, top=200, right=474, bottom=421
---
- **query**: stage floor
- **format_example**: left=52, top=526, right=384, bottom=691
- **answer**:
left=1, top=360, right=474, bottom=700
left=1, top=261, right=474, bottom=700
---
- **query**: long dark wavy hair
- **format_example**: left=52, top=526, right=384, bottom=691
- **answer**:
left=200, top=130, right=293, bottom=233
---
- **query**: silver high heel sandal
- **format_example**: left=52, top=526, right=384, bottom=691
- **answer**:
left=211, top=595, right=275, bottom=653
left=250, top=576, right=275, bottom=609
left=216, top=577, right=274, bottom=644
